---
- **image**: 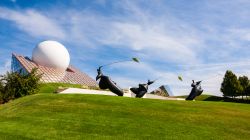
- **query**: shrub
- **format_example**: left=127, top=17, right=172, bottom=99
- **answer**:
left=0, top=68, right=41, bottom=104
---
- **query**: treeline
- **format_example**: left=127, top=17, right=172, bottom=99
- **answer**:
left=221, top=70, right=250, bottom=100
left=0, top=69, right=41, bottom=104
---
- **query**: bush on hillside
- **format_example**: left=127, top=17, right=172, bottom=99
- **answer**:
left=0, top=68, right=41, bottom=104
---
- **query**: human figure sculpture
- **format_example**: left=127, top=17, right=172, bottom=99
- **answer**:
left=96, top=67, right=124, bottom=96
left=130, top=80, right=155, bottom=98
left=186, top=80, right=203, bottom=100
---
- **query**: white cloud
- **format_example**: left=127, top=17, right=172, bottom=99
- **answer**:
left=228, top=28, right=250, bottom=41
left=0, top=7, right=65, bottom=39
left=100, top=22, right=200, bottom=63
left=59, top=1, right=203, bottom=64
left=0, top=59, right=11, bottom=75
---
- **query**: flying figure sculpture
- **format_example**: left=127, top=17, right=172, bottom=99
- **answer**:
left=186, top=80, right=203, bottom=100
left=96, top=66, right=124, bottom=96
left=96, top=58, right=140, bottom=96
left=130, top=80, right=155, bottom=98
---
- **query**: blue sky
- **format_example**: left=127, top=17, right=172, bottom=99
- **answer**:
left=1, top=0, right=250, bottom=96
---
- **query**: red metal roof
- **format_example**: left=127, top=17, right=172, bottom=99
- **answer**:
left=12, top=53, right=97, bottom=87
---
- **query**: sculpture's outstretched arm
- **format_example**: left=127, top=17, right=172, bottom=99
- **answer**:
left=97, top=66, right=103, bottom=75
left=147, top=80, right=155, bottom=85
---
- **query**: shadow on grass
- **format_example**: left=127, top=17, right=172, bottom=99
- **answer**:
left=203, top=96, right=250, bottom=104
left=177, top=95, right=250, bottom=104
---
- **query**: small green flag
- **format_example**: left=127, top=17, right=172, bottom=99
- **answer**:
left=178, top=76, right=183, bottom=81
left=132, top=57, right=140, bottom=63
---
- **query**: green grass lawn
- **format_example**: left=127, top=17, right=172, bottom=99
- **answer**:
left=39, top=83, right=82, bottom=93
left=0, top=93, right=250, bottom=140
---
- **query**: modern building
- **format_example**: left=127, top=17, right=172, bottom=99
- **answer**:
left=150, top=85, right=173, bottom=97
left=11, top=40, right=97, bottom=87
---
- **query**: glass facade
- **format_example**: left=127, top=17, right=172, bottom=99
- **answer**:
left=11, top=54, right=28, bottom=75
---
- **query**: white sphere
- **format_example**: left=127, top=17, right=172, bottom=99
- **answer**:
left=32, top=40, right=70, bottom=70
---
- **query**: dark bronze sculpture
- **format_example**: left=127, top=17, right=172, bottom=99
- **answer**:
left=186, top=80, right=203, bottom=100
left=96, top=58, right=139, bottom=96
left=130, top=80, right=155, bottom=98
left=96, top=66, right=124, bottom=96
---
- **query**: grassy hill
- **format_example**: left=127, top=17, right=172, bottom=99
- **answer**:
left=0, top=93, right=250, bottom=139
left=39, top=83, right=82, bottom=93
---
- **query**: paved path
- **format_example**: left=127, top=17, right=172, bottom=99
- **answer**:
left=60, top=88, right=185, bottom=101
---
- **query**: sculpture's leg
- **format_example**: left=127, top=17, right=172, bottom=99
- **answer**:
left=108, top=85, right=124, bottom=96
left=136, top=90, right=147, bottom=98
left=186, top=88, right=197, bottom=100
left=130, top=87, right=139, bottom=95
left=104, top=77, right=124, bottom=96
left=196, top=90, right=203, bottom=96
left=98, top=78, right=108, bottom=89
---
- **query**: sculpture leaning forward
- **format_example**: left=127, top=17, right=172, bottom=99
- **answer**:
left=130, top=80, right=155, bottom=98
left=186, top=80, right=203, bottom=100
left=96, top=66, right=124, bottom=96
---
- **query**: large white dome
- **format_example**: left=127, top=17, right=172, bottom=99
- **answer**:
left=32, top=40, right=70, bottom=70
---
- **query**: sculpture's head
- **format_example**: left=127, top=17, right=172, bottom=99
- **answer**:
left=96, top=66, right=102, bottom=81
left=191, top=80, right=202, bottom=87
left=191, top=80, right=196, bottom=87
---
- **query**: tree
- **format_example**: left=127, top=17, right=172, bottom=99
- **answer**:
left=238, top=76, right=249, bottom=100
left=0, top=68, right=41, bottom=104
left=0, top=80, right=4, bottom=104
left=221, top=70, right=242, bottom=98
left=245, top=85, right=250, bottom=100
